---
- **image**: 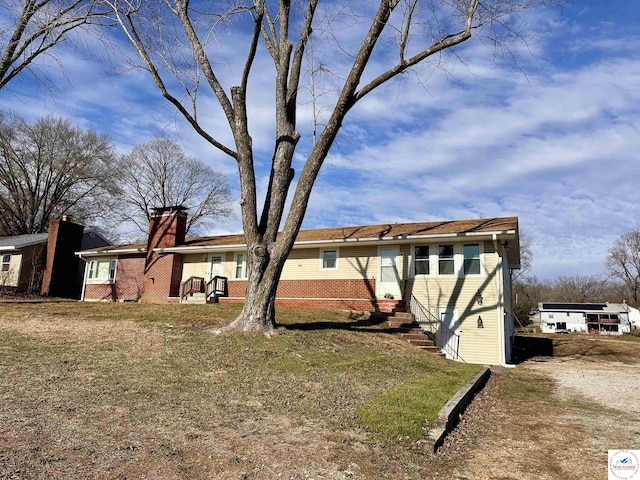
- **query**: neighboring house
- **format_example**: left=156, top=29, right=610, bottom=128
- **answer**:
left=79, top=206, right=520, bottom=365
left=538, top=302, right=633, bottom=335
left=0, top=232, right=48, bottom=293
left=0, top=217, right=111, bottom=298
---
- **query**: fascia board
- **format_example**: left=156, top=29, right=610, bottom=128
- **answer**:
left=154, top=229, right=517, bottom=253
left=75, top=248, right=146, bottom=256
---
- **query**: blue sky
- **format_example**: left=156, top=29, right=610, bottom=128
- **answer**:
left=1, top=1, right=639, bottom=280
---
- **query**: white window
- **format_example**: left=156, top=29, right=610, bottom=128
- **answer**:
left=321, top=250, right=337, bottom=270
left=438, top=245, right=455, bottom=275
left=413, top=246, right=430, bottom=275
left=234, top=253, right=247, bottom=279
left=1, top=254, right=10, bottom=272
left=87, top=258, right=116, bottom=283
left=463, top=244, right=481, bottom=275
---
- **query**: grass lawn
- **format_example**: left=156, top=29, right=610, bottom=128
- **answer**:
left=0, top=300, right=480, bottom=479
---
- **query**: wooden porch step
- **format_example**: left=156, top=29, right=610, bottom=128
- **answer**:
left=419, top=346, right=446, bottom=357
left=407, top=338, right=436, bottom=347
left=388, top=321, right=420, bottom=329
left=376, top=299, right=407, bottom=313
left=401, top=333, right=433, bottom=341
left=387, top=311, right=444, bottom=357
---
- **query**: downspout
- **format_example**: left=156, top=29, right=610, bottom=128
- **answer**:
left=493, top=234, right=512, bottom=367
left=78, top=253, right=88, bottom=302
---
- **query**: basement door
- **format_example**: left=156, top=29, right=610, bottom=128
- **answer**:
left=438, top=308, right=460, bottom=360
left=378, top=247, right=401, bottom=299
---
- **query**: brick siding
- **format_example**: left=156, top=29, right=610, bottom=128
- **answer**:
left=83, top=255, right=144, bottom=301
left=220, top=278, right=378, bottom=311
left=140, top=253, right=183, bottom=303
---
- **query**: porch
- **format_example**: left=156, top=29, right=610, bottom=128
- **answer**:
left=180, top=275, right=228, bottom=304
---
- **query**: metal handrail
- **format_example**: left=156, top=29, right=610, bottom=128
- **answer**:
left=180, top=276, right=205, bottom=300
left=409, top=294, right=462, bottom=361
left=206, top=275, right=228, bottom=299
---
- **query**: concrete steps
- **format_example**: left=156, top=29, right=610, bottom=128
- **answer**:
left=181, top=292, right=206, bottom=304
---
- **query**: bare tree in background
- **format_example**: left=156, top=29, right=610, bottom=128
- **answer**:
left=116, top=136, right=234, bottom=238
left=607, top=230, right=640, bottom=307
left=0, top=113, right=116, bottom=235
left=552, top=274, right=608, bottom=304
left=511, top=231, right=532, bottom=284
left=102, top=0, right=554, bottom=334
left=0, top=0, right=109, bottom=90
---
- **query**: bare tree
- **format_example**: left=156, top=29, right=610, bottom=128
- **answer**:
left=511, top=231, right=532, bottom=284
left=0, top=113, right=116, bottom=235
left=607, top=231, right=640, bottom=307
left=552, top=274, right=608, bottom=304
left=116, top=136, right=234, bottom=238
left=0, top=0, right=109, bottom=90
left=102, top=0, right=553, bottom=334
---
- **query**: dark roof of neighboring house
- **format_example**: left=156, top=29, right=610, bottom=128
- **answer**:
left=541, top=303, right=609, bottom=311
left=0, top=229, right=111, bottom=252
left=83, top=217, right=519, bottom=253
left=539, top=303, right=631, bottom=313
left=0, top=233, right=49, bottom=250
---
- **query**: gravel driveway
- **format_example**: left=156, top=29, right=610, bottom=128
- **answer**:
left=526, top=357, right=640, bottom=411
left=440, top=336, right=640, bottom=480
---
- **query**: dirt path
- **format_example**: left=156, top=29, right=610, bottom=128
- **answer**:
left=438, top=342, right=640, bottom=480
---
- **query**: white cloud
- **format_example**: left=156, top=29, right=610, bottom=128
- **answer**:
left=2, top=1, right=639, bottom=282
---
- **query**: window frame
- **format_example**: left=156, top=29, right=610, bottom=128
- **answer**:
left=86, top=257, right=117, bottom=284
left=320, top=249, right=338, bottom=271
left=233, top=253, right=247, bottom=279
left=462, top=243, right=481, bottom=275
left=413, top=245, right=430, bottom=276
left=1, top=254, right=10, bottom=272
left=438, top=244, right=455, bottom=275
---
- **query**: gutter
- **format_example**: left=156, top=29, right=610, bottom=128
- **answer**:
left=75, top=247, right=146, bottom=257
left=493, top=234, right=508, bottom=367
left=78, top=252, right=88, bottom=302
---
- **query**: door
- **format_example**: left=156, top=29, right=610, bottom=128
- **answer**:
left=209, top=255, right=224, bottom=279
left=378, top=247, right=401, bottom=298
left=439, top=308, right=459, bottom=360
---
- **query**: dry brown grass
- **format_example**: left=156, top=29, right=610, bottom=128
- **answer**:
left=3, top=301, right=636, bottom=479
left=0, top=300, right=478, bottom=479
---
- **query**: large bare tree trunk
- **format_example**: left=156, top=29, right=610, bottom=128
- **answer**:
left=212, top=242, right=289, bottom=335
left=103, top=0, right=543, bottom=335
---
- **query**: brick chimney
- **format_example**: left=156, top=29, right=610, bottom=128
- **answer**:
left=141, top=206, right=188, bottom=303
left=41, top=216, right=85, bottom=298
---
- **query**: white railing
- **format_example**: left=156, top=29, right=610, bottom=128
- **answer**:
left=409, top=295, right=462, bottom=361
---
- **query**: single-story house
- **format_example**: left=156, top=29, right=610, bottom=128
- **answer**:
left=0, top=217, right=110, bottom=298
left=538, top=302, right=633, bottom=335
left=78, top=206, right=520, bottom=365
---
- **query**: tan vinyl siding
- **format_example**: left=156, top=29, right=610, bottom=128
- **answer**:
left=181, top=253, right=211, bottom=282
left=280, top=245, right=379, bottom=281
left=409, top=239, right=503, bottom=365
left=0, top=253, right=21, bottom=287
left=399, top=244, right=411, bottom=281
